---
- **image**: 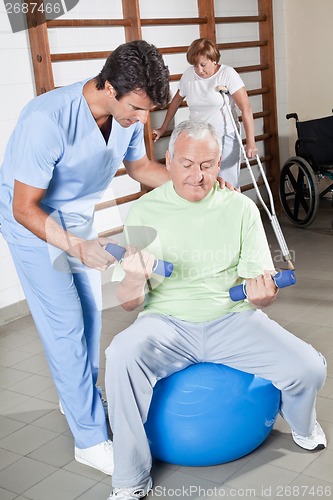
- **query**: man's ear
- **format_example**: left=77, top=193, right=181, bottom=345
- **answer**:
left=105, top=81, right=116, bottom=98
left=165, top=150, right=171, bottom=171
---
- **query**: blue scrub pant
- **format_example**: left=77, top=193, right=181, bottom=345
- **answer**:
left=8, top=242, right=109, bottom=449
left=105, top=311, right=326, bottom=488
left=220, top=131, right=241, bottom=188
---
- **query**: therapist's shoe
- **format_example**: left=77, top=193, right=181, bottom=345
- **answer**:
left=107, top=477, right=153, bottom=499
left=292, top=421, right=327, bottom=451
left=75, top=440, right=114, bottom=475
left=59, top=398, right=108, bottom=417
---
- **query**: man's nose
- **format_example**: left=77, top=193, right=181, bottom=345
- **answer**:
left=191, top=165, right=204, bottom=182
left=136, top=109, right=149, bottom=124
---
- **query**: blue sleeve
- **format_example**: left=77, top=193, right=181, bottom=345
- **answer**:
left=11, top=112, right=64, bottom=189
left=124, top=123, right=146, bottom=162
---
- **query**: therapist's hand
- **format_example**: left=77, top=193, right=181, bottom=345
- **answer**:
left=217, top=176, right=240, bottom=192
left=69, top=237, right=116, bottom=270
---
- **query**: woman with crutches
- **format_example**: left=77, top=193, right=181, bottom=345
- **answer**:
left=153, top=38, right=257, bottom=188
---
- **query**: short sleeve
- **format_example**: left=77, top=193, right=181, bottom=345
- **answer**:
left=11, top=112, right=64, bottom=189
left=124, top=123, right=146, bottom=162
left=178, top=68, right=191, bottom=98
left=237, top=202, right=274, bottom=278
left=219, top=66, right=245, bottom=96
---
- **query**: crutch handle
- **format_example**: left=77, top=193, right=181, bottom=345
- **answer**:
left=216, top=85, right=229, bottom=94
left=229, top=270, right=296, bottom=302
left=105, top=242, right=174, bottom=278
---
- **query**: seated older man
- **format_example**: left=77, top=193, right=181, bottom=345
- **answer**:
left=105, top=120, right=327, bottom=500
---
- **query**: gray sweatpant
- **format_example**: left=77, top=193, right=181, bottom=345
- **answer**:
left=105, top=310, right=326, bottom=488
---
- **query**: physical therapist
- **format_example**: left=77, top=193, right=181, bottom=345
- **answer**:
left=0, top=40, right=170, bottom=475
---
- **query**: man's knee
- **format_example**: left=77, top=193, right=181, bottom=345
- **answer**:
left=106, top=333, right=127, bottom=368
left=288, top=350, right=327, bottom=392
left=310, top=351, right=327, bottom=390
left=105, top=326, right=144, bottom=370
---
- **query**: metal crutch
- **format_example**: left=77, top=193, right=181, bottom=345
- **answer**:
left=216, top=85, right=294, bottom=270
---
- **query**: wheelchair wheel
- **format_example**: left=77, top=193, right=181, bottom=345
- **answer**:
left=279, top=156, right=319, bottom=226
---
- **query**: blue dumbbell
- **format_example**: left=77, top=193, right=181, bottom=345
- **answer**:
left=105, top=242, right=174, bottom=278
left=229, top=270, right=296, bottom=301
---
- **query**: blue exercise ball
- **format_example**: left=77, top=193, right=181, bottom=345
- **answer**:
left=145, top=363, right=280, bottom=466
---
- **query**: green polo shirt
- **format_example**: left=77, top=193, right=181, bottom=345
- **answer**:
left=115, top=181, right=274, bottom=322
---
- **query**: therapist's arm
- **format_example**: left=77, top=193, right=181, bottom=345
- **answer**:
left=12, top=180, right=115, bottom=270
left=124, top=155, right=170, bottom=188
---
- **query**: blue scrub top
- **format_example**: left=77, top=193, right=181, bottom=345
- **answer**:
left=0, top=79, right=146, bottom=246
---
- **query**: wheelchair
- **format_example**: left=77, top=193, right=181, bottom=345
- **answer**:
left=279, top=113, right=333, bottom=226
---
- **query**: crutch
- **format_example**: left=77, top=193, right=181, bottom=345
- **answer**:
left=216, top=85, right=294, bottom=271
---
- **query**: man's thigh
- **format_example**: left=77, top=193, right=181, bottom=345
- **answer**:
left=106, top=314, right=204, bottom=379
left=205, top=310, right=321, bottom=385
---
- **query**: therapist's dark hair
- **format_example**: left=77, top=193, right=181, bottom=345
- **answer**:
left=95, top=40, right=170, bottom=108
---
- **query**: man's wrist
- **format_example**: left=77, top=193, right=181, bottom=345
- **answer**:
left=65, top=236, right=85, bottom=257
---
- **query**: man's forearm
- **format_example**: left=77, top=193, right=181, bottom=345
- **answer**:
left=14, top=203, right=83, bottom=252
left=116, top=275, right=146, bottom=311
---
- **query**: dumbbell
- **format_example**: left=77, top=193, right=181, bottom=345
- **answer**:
left=229, top=270, right=296, bottom=301
left=105, top=242, right=174, bottom=278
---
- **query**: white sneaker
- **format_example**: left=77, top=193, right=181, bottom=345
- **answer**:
left=292, top=421, right=327, bottom=451
left=75, top=440, right=114, bottom=475
left=107, top=477, right=153, bottom=500
left=59, top=400, right=65, bottom=415
left=59, top=397, right=108, bottom=417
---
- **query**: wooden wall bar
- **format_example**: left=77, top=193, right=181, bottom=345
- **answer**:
left=258, top=0, right=281, bottom=202
left=26, top=0, right=54, bottom=94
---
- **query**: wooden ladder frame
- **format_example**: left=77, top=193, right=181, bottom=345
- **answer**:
left=26, top=0, right=280, bottom=236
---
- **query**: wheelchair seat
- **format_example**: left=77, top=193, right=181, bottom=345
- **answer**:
left=295, top=115, right=333, bottom=169
left=279, top=113, right=333, bottom=226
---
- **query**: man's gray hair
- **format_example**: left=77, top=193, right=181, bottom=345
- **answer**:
left=168, top=120, right=222, bottom=159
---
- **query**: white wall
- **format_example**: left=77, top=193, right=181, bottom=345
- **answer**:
left=283, top=0, right=333, bottom=154
left=273, top=0, right=289, bottom=164
left=0, top=4, right=36, bottom=318
left=0, top=0, right=288, bottom=322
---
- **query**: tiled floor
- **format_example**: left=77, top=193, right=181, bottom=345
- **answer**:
left=0, top=199, right=333, bottom=500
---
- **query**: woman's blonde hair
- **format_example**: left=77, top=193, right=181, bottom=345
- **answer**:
left=186, top=38, right=220, bottom=65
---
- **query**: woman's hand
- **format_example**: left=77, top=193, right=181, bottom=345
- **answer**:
left=245, top=143, right=258, bottom=159
left=152, top=128, right=164, bottom=142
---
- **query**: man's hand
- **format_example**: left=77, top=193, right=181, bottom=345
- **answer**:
left=116, top=247, right=155, bottom=311
left=217, top=176, right=240, bottom=192
left=121, top=246, right=155, bottom=284
left=245, top=271, right=278, bottom=308
left=68, top=237, right=117, bottom=271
